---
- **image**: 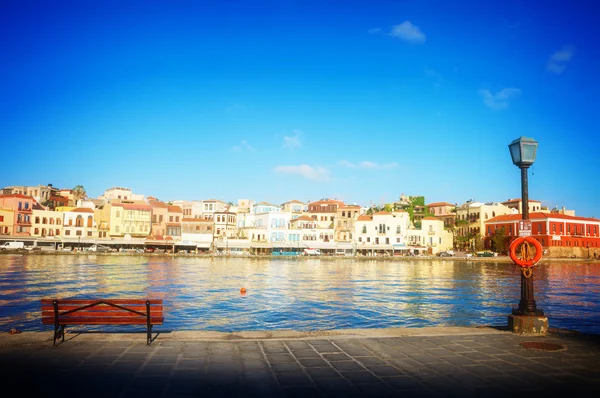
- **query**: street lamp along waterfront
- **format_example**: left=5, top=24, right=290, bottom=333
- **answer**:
left=507, top=136, right=549, bottom=335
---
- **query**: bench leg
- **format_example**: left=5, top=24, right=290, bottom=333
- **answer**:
left=53, top=325, right=64, bottom=346
left=147, top=325, right=153, bottom=345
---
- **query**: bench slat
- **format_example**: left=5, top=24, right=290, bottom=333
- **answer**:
left=42, top=317, right=164, bottom=325
left=42, top=305, right=163, bottom=312
left=41, top=299, right=163, bottom=305
left=42, top=310, right=164, bottom=318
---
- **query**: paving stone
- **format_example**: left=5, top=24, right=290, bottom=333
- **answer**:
left=305, top=366, right=341, bottom=379
left=313, top=376, right=356, bottom=392
left=382, top=375, right=425, bottom=390
left=266, top=353, right=297, bottom=363
left=290, top=348, right=321, bottom=358
left=340, top=370, right=381, bottom=384
left=330, top=360, right=367, bottom=372
left=322, top=352, right=352, bottom=362
left=355, top=356, right=388, bottom=366
left=275, top=372, right=313, bottom=387
left=364, top=364, right=404, bottom=377
left=297, top=357, right=330, bottom=367
left=271, top=361, right=303, bottom=373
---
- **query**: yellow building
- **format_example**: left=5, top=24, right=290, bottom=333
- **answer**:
left=0, top=208, right=15, bottom=236
left=110, top=200, right=151, bottom=238
left=31, top=208, right=63, bottom=238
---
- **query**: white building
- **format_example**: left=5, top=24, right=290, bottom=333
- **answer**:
left=355, top=211, right=411, bottom=255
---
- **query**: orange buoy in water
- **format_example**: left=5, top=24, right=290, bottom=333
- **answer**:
left=240, top=287, right=247, bottom=294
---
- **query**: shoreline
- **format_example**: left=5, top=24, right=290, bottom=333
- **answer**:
left=0, top=250, right=597, bottom=264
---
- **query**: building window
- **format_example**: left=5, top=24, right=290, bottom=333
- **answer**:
left=65, top=230, right=70, bottom=236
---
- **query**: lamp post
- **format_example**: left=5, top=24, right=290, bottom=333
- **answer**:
left=587, top=243, right=590, bottom=259
left=508, top=136, right=543, bottom=317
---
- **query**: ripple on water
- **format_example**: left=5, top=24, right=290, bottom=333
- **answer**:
left=0, top=255, right=599, bottom=334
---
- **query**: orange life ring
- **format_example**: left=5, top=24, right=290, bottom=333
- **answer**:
left=509, top=236, right=543, bottom=267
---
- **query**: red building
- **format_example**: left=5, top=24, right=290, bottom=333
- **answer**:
left=485, top=212, right=600, bottom=258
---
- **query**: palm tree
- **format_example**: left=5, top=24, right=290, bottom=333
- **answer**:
left=73, top=185, right=87, bottom=204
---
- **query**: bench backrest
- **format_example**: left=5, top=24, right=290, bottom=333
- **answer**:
left=41, top=299, right=164, bottom=326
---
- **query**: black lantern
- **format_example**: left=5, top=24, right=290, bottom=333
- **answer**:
left=509, top=136, right=538, bottom=168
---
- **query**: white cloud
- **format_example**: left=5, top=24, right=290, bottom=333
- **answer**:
left=283, top=130, right=302, bottom=149
left=274, top=165, right=330, bottom=181
left=232, top=140, right=253, bottom=152
left=339, top=160, right=398, bottom=170
left=546, top=46, right=574, bottom=74
left=479, top=88, right=521, bottom=110
left=389, top=21, right=426, bottom=44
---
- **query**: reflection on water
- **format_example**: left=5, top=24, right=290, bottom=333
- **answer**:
left=0, top=255, right=598, bottom=334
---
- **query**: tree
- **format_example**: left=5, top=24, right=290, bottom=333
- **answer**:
left=73, top=185, right=87, bottom=202
left=491, top=227, right=510, bottom=254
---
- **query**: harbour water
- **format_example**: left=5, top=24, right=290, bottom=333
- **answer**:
left=1, top=254, right=598, bottom=334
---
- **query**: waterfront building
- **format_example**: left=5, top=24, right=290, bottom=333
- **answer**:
left=308, top=199, right=344, bottom=229
left=334, top=204, right=361, bottom=243
left=213, top=211, right=236, bottom=238
left=148, top=200, right=168, bottom=238
left=484, top=212, right=600, bottom=258
left=180, top=217, right=213, bottom=251
left=253, top=201, right=280, bottom=214
left=0, top=207, right=15, bottom=236
left=501, top=198, right=545, bottom=214
left=171, top=200, right=193, bottom=217
left=166, top=205, right=183, bottom=239
left=426, top=202, right=456, bottom=229
left=419, top=217, right=454, bottom=253
left=100, top=187, right=144, bottom=201
left=0, top=194, right=34, bottom=236
left=281, top=200, right=307, bottom=219
left=95, top=199, right=151, bottom=238
left=550, top=206, right=576, bottom=217
left=1, top=184, right=58, bottom=205
left=197, top=199, right=228, bottom=220
left=256, top=210, right=291, bottom=245
left=455, top=200, right=514, bottom=250
left=355, top=211, right=412, bottom=255
left=47, top=193, right=69, bottom=210
left=31, top=205, right=63, bottom=238
left=61, top=207, right=98, bottom=240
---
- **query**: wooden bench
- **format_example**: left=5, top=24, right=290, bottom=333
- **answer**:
left=41, top=299, right=164, bottom=345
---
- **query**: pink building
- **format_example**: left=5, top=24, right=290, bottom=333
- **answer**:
left=0, top=194, right=35, bottom=236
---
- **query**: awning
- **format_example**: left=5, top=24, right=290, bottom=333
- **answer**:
left=356, top=244, right=394, bottom=250
left=306, top=241, right=337, bottom=249
left=215, top=240, right=250, bottom=249
left=145, top=240, right=175, bottom=246
left=251, top=242, right=272, bottom=249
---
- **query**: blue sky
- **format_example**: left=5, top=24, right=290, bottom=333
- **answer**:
left=1, top=0, right=599, bottom=217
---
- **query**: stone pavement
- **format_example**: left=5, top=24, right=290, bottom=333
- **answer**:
left=1, top=327, right=599, bottom=398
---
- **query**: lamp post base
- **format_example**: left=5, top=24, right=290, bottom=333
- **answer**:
left=508, top=314, right=549, bottom=336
